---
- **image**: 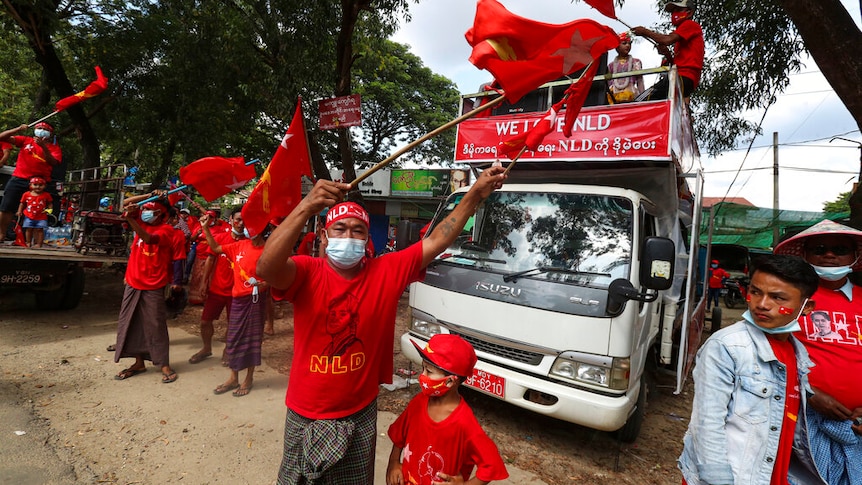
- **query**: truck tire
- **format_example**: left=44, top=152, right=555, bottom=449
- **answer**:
left=617, top=371, right=654, bottom=443
left=59, top=265, right=85, bottom=310
left=710, top=307, right=722, bottom=333
left=34, top=286, right=65, bottom=311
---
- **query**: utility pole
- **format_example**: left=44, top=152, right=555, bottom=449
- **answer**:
left=773, top=132, right=780, bottom=248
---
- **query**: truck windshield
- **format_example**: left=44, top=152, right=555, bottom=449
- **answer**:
left=434, top=191, right=633, bottom=285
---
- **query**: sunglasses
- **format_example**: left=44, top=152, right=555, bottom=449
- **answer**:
left=805, top=244, right=854, bottom=256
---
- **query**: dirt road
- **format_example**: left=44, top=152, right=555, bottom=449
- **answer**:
left=0, top=268, right=744, bottom=484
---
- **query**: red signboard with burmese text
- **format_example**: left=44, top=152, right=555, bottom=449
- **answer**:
left=318, top=94, right=362, bottom=130
left=455, top=101, right=671, bottom=163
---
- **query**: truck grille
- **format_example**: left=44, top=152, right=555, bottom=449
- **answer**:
left=451, top=332, right=544, bottom=365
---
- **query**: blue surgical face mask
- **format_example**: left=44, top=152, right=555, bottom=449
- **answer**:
left=742, top=298, right=808, bottom=335
left=141, top=210, right=157, bottom=224
left=243, top=228, right=251, bottom=239
left=34, top=129, right=50, bottom=139
left=810, top=264, right=853, bottom=282
left=326, top=237, right=367, bottom=269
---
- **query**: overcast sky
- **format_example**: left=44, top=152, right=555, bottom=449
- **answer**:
left=392, top=0, right=862, bottom=212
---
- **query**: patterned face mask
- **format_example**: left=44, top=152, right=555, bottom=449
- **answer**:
left=419, top=374, right=452, bottom=397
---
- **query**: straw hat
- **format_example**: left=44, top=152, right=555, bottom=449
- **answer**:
left=773, top=220, right=862, bottom=270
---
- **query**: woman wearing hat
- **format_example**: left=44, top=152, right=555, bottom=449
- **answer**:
left=607, top=31, right=644, bottom=103
left=774, top=219, right=862, bottom=483
left=0, top=123, right=63, bottom=243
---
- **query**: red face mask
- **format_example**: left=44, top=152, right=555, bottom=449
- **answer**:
left=671, top=10, right=691, bottom=26
left=419, top=374, right=452, bottom=397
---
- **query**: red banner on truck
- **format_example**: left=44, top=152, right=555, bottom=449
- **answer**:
left=455, top=101, right=671, bottom=163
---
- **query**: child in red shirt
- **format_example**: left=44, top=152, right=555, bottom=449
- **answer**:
left=16, top=176, right=53, bottom=247
left=387, top=334, right=509, bottom=485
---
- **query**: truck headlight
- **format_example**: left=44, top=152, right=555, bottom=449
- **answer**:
left=410, top=309, right=442, bottom=338
left=550, top=356, right=630, bottom=391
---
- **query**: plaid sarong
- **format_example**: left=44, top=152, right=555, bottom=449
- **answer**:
left=277, top=398, right=377, bottom=485
left=226, top=291, right=266, bottom=371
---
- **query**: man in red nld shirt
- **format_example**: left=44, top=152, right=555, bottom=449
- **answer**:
left=113, top=193, right=178, bottom=384
left=0, top=122, right=63, bottom=243
left=631, top=0, right=704, bottom=101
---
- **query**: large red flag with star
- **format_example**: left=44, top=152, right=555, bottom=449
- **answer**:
left=54, top=66, right=109, bottom=112
left=242, top=100, right=314, bottom=237
left=466, top=0, right=619, bottom=103
left=179, top=156, right=257, bottom=202
left=498, top=99, right=565, bottom=159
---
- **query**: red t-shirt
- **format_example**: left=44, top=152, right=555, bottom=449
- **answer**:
left=0, top=141, right=11, bottom=153
left=708, top=267, right=730, bottom=289
left=221, top=239, right=265, bottom=298
left=296, top=232, right=316, bottom=256
left=207, top=231, right=240, bottom=297
left=20, top=191, right=53, bottom=220
left=388, top=394, right=509, bottom=484
left=195, top=221, right=229, bottom=260
left=795, top=285, right=862, bottom=409
left=767, top=337, right=800, bottom=485
left=9, top=136, right=62, bottom=179
left=170, top=226, right=187, bottom=261
left=672, top=19, right=704, bottom=89
left=278, top=241, right=425, bottom=419
left=125, top=221, right=174, bottom=290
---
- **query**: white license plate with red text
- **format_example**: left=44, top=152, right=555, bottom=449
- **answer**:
left=464, top=368, right=505, bottom=398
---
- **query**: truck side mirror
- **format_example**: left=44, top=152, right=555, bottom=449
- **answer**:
left=640, top=237, right=675, bottom=291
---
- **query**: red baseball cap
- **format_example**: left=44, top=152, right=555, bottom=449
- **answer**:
left=411, top=334, right=477, bottom=377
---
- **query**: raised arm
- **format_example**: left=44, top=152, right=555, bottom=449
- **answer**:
left=421, top=165, right=506, bottom=267
left=257, top=179, right=352, bottom=289
left=0, top=124, right=27, bottom=143
left=199, top=214, right=223, bottom=255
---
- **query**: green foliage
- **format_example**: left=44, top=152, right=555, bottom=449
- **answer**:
left=823, top=190, right=851, bottom=213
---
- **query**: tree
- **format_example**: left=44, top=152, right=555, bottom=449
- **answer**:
left=823, top=190, right=851, bottom=214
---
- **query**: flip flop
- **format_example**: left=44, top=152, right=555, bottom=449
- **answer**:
left=114, top=367, right=146, bottom=380
left=188, top=351, right=212, bottom=364
left=213, top=383, right=240, bottom=395
left=232, top=385, right=252, bottom=397
left=161, top=371, right=178, bottom=384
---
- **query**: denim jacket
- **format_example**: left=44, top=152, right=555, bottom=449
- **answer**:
left=678, top=321, right=826, bottom=485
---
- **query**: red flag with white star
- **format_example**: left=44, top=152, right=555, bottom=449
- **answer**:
left=584, top=0, right=616, bottom=19
left=562, top=61, right=601, bottom=137
left=54, top=66, right=109, bottom=112
left=179, top=156, right=256, bottom=202
left=466, top=0, right=619, bottom=103
left=242, top=100, right=314, bottom=237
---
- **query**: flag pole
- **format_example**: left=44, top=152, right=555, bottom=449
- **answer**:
left=502, top=147, right=529, bottom=176
left=349, top=95, right=507, bottom=189
left=614, top=18, right=659, bottom=47
left=28, top=111, right=60, bottom=127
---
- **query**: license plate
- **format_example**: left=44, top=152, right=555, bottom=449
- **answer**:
left=464, top=368, right=505, bottom=398
left=0, top=271, right=42, bottom=285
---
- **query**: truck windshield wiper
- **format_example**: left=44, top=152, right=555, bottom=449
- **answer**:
left=431, top=253, right=507, bottom=267
left=503, top=266, right=611, bottom=283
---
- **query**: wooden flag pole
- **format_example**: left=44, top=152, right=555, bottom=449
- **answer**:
left=28, top=111, right=60, bottom=127
left=349, top=95, right=507, bottom=189
left=502, top=146, right=529, bottom=176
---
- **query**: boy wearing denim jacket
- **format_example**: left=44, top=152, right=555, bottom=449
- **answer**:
left=679, top=255, right=826, bottom=485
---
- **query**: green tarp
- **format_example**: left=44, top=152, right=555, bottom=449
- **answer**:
left=699, top=202, right=849, bottom=250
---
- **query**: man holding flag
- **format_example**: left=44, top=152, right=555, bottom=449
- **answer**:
left=0, top=123, right=63, bottom=243
left=258, top=166, right=507, bottom=484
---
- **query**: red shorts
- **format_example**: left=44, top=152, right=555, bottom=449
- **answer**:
left=201, top=292, right=231, bottom=321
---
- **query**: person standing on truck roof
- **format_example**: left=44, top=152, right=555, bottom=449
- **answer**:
left=607, top=31, right=645, bottom=104
left=773, top=219, right=862, bottom=483
left=679, top=255, right=825, bottom=485
left=113, top=192, right=179, bottom=384
left=706, top=259, right=729, bottom=311
left=0, top=123, right=62, bottom=243
left=257, top=166, right=506, bottom=485
left=188, top=208, right=245, bottom=366
left=631, top=0, right=704, bottom=102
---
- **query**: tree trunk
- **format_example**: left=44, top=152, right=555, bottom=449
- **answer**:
left=779, top=0, right=862, bottom=226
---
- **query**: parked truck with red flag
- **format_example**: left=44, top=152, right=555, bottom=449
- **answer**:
left=401, top=67, right=707, bottom=442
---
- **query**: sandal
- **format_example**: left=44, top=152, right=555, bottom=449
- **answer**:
left=232, top=385, right=252, bottom=397
left=213, top=383, right=240, bottom=395
left=161, top=371, right=178, bottom=384
left=114, top=367, right=146, bottom=380
left=188, top=351, right=212, bottom=364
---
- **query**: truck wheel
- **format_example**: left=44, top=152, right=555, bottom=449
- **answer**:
left=34, top=286, right=65, bottom=311
left=710, top=307, right=723, bottom=333
left=616, top=371, right=654, bottom=443
left=59, top=265, right=85, bottom=310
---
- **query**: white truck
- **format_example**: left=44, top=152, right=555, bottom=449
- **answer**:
left=400, top=68, right=708, bottom=442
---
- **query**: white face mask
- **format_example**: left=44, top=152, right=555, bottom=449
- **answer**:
left=325, top=237, right=367, bottom=269
left=810, top=264, right=852, bottom=282
left=34, top=128, right=51, bottom=139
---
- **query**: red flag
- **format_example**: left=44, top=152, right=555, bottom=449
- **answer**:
left=562, top=61, right=601, bottom=137
left=466, top=0, right=619, bottom=103
left=498, top=99, right=565, bottom=159
left=13, top=220, right=27, bottom=247
left=54, top=66, right=109, bottom=112
left=167, top=182, right=183, bottom=207
left=242, top=101, right=314, bottom=237
left=179, top=156, right=257, bottom=202
left=584, top=0, right=617, bottom=19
